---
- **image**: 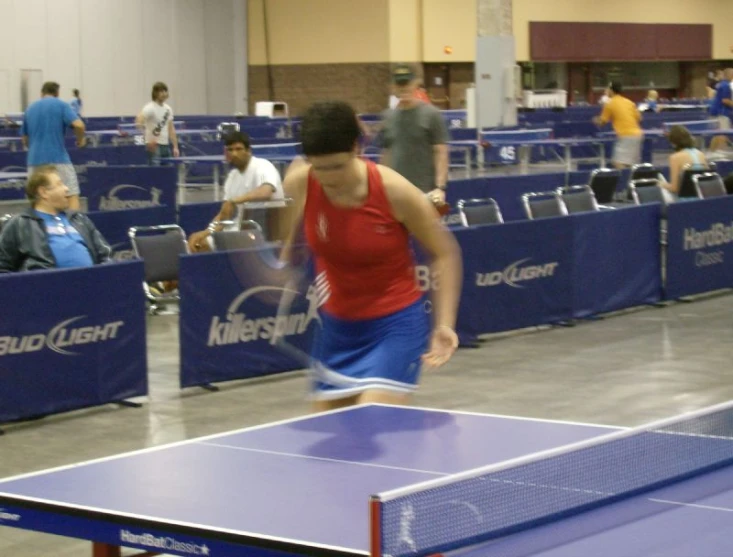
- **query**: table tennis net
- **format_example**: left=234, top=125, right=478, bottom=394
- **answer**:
left=376, top=401, right=733, bottom=557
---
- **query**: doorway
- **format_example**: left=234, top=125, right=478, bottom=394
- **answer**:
left=20, top=69, right=43, bottom=111
left=423, top=64, right=451, bottom=109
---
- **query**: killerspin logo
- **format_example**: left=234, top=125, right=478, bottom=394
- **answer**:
left=98, top=185, right=162, bottom=210
left=206, top=279, right=325, bottom=348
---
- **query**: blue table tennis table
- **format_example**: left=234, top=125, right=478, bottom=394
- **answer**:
left=1, top=404, right=732, bottom=557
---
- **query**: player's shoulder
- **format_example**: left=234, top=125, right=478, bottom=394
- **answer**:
left=282, top=158, right=310, bottom=194
left=375, top=163, right=418, bottom=200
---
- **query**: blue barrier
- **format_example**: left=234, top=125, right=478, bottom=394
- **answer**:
left=453, top=220, right=574, bottom=335
left=178, top=202, right=221, bottom=235
left=83, top=166, right=177, bottom=212
left=87, top=205, right=177, bottom=260
left=176, top=207, right=663, bottom=384
left=571, top=205, right=662, bottom=317
left=665, top=196, right=733, bottom=299
left=179, top=249, right=319, bottom=388
left=0, top=261, right=148, bottom=423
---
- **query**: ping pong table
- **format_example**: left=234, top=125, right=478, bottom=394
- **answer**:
left=172, top=145, right=382, bottom=203
left=1, top=403, right=732, bottom=557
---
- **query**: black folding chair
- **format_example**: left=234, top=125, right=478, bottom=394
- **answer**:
left=557, top=185, right=600, bottom=214
left=693, top=173, right=726, bottom=199
left=128, top=224, right=188, bottom=314
left=522, top=191, right=568, bottom=220
left=588, top=168, right=619, bottom=203
left=456, top=198, right=504, bottom=226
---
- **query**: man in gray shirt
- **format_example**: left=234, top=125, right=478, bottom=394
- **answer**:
left=381, top=64, right=450, bottom=206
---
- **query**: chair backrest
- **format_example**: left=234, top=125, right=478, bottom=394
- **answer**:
left=212, top=228, right=268, bottom=251
left=522, top=191, right=568, bottom=220
left=630, top=163, right=660, bottom=182
left=128, top=225, right=188, bottom=283
left=588, top=168, right=620, bottom=203
left=557, top=185, right=599, bottom=214
left=693, top=172, right=726, bottom=199
left=457, top=198, right=504, bottom=226
left=629, top=179, right=666, bottom=205
left=724, top=173, right=733, bottom=195
left=679, top=166, right=710, bottom=198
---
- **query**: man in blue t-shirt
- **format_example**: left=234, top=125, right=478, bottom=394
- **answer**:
left=0, top=166, right=111, bottom=272
left=709, top=68, right=733, bottom=129
left=21, top=82, right=86, bottom=211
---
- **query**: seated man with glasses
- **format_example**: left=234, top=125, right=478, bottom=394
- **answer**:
left=0, top=165, right=111, bottom=272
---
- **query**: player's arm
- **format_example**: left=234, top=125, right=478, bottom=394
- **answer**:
left=664, top=154, right=684, bottom=194
left=167, top=119, right=179, bottom=156
left=593, top=103, right=611, bottom=126
left=71, top=118, right=86, bottom=147
left=433, top=144, right=449, bottom=189
left=381, top=166, right=462, bottom=365
left=431, top=110, right=450, bottom=191
left=134, top=111, right=145, bottom=129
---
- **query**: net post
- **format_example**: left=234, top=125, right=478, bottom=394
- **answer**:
left=370, top=495, right=382, bottom=557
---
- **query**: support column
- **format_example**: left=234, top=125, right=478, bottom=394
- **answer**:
left=474, top=0, right=517, bottom=129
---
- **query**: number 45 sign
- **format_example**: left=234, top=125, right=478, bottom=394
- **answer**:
left=499, top=145, right=516, bottom=162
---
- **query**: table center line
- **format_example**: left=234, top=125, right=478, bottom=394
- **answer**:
left=195, top=441, right=449, bottom=477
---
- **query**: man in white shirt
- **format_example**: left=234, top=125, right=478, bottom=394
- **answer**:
left=135, top=81, right=180, bottom=165
left=188, top=131, right=283, bottom=252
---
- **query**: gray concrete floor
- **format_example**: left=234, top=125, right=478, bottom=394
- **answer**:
left=2, top=290, right=733, bottom=555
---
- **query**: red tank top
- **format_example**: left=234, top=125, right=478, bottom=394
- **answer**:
left=304, top=160, right=421, bottom=320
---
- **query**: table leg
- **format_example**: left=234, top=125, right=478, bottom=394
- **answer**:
left=177, top=163, right=187, bottom=205
left=564, top=144, right=572, bottom=173
left=599, top=142, right=607, bottom=168
left=520, top=145, right=529, bottom=175
left=214, top=165, right=221, bottom=202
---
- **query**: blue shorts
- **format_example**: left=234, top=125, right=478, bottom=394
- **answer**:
left=310, top=299, right=429, bottom=400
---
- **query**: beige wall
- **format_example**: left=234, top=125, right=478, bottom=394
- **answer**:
left=248, top=0, right=389, bottom=65
left=388, top=0, right=422, bottom=62
left=249, top=0, right=733, bottom=66
left=512, top=0, right=733, bottom=61
left=421, top=0, right=477, bottom=62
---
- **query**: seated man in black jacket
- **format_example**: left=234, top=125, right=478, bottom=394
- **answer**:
left=0, top=165, right=111, bottom=272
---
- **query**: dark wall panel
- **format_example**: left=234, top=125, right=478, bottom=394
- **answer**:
left=530, top=22, right=712, bottom=62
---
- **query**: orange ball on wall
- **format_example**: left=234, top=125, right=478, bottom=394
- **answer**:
left=444, top=46, right=453, bottom=54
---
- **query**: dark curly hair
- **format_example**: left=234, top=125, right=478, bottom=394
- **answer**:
left=300, top=101, right=361, bottom=156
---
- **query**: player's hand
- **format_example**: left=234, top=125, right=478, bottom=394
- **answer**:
left=172, top=147, right=180, bottom=158
left=76, top=136, right=87, bottom=148
left=146, top=140, right=158, bottom=153
left=428, top=188, right=446, bottom=205
left=592, top=116, right=602, bottom=126
left=422, top=325, right=458, bottom=368
left=188, top=230, right=211, bottom=252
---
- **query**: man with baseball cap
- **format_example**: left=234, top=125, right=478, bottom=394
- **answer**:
left=381, top=64, right=450, bottom=206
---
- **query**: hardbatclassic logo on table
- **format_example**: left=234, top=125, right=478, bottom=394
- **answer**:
left=207, top=284, right=322, bottom=347
left=683, top=221, right=733, bottom=267
left=475, top=258, right=560, bottom=288
left=98, top=185, right=163, bottom=210
left=0, top=316, right=125, bottom=356
left=119, top=530, right=210, bottom=555
left=0, top=508, right=21, bottom=522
